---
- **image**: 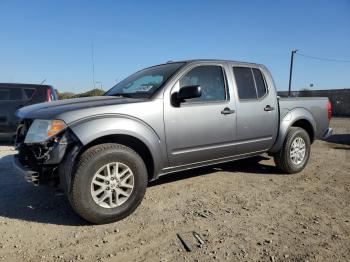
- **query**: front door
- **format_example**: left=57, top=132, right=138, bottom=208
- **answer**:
left=164, top=64, right=237, bottom=167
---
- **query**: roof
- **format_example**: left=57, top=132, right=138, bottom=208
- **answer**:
left=0, top=83, right=52, bottom=88
left=166, top=59, right=262, bottom=66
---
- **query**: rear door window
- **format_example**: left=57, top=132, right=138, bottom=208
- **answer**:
left=30, top=87, right=47, bottom=103
left=24, top=88, right=36, bottom=100
left=233, top=67, right=257, bottom=99
left=0, top=88, right=23, bottom=101
left=233, top=67, right=267, bottom=99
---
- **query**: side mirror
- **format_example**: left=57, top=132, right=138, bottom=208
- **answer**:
left=172, top=85, right=202, bottom=106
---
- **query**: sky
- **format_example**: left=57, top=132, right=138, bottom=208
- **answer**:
left=0, top=0, right=349, bottom=93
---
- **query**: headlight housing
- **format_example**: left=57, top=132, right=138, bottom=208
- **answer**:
left=24, top=119, right=67, bottom=143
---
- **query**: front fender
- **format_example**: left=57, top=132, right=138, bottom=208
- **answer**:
left=269, top=108, right=316, bottom=153
left=69, top=115, right=166, bottom=175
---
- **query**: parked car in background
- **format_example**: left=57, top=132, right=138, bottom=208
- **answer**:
left=12, top=60, right=332, bottom=224
left=0, top=83, right=57, bottom=141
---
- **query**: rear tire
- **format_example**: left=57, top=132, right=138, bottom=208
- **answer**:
left=274, top=127, right=311, bottom=174
left=69, top=143, right=147, bottom=224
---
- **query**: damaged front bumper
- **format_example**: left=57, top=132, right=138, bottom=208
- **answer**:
left=12, top=155, right=39, bottom=184
left=14, top=121, right=81, bottom=186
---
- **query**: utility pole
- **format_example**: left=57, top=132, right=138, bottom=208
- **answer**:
left=288, top=49, right=298, bottom=97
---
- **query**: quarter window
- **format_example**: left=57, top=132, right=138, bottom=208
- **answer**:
left=179, top=65, right=226, bottom=102
left=233, top=67, right=267, bottom=99
left=252, top=68, right=267, bottom=98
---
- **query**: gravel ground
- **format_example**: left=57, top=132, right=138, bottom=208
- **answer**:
left=0, top=118, right=349, bottom=262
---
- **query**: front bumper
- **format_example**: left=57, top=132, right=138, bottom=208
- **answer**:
left=12, top=155, right=39, bottom=184
left=322, top=128, right=333, bottom=140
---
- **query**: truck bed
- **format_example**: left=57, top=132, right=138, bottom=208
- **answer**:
left=278, top=97, right=330, bottom=139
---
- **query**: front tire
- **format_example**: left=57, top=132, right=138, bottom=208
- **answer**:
left=274, top=127, right=311, bottom=174
left=69, top=143, right=148, bottom=224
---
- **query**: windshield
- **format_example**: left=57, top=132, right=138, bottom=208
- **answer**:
left=105, top=62, right=185, bottom=98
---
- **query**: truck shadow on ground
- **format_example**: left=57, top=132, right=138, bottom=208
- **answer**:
left=326, top=134, right=350, bottom=146
left=326, top=134, right=350, bottom=150
left=0, top=155, right=88, bottom=226
left=0, top=155, right=280, bottom=226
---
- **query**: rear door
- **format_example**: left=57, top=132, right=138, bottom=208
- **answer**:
left=0, top=87, right=25, bottom=134
left=164, top=63, right=237, bottom=167
left=230, top=65, right=278, bottom=154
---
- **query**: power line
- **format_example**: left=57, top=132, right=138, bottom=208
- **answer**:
left=296, top=53, right=350, bottom=63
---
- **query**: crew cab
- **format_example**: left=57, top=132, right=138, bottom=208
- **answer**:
left=12, top=60, right=333, bottom=224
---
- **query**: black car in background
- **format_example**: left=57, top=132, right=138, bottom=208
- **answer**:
left=0, top=83, right=58, bottom=141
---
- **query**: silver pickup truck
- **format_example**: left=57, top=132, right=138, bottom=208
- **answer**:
left=12, top=60, right=333, bottom=224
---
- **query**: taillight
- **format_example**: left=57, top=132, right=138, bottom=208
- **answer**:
left=327, top=100, right=332, bottom=120
left=46, top=88, right=52, bottom=102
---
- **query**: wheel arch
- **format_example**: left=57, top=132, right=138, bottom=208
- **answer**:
left=78, top=134, right=155, bottom=181
left=269, top=108, right=316, bottom=153
left=68, top=116, right=167, bottom=181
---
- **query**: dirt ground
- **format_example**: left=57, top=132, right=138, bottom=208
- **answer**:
left=0, top=118, right=349, bottom=262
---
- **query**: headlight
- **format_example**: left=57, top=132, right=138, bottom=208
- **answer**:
left=24, top=119, right=67, bottom=143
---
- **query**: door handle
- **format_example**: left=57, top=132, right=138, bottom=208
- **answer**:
left=221, top=107, right=235, bottom=115
left=264, top=105, right=275, bottom=111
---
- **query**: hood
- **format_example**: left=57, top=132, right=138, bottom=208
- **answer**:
left=17, top=96, right=146, bottom=121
